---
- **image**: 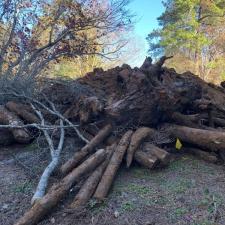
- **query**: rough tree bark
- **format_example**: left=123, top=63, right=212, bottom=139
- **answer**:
left=6, top=101, right=39, bottom=123
left=183, top=147, right=219, bottom=163
left=166, top=124, right=225, bottom=151
left=126, top=127, right=155, bottom=168
left=59, top=124, right=112, bottom=176
left=94, top=130, right=133, bottom=200
left=0, top=106, right=31, bottom=143
left=171, top=112, right=201, bottom=128
left=134, top=150, right=159, bottom=169
left=142, top=143, right=170, bottom=165
left=70, top=144, right=116, bottom=208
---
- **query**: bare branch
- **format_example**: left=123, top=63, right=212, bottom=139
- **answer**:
left=0, top=92, right=89, bottom=143
left=31, top=104, right=65, bottom=204
left=0, top=123, right=79, bottom=130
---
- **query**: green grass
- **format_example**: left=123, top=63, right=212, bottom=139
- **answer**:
left=13, top=181, right=33, bottom=194
left=169, top=207, right=188, bottom=222
left=121, top=201, right=136, bottom=212
left=160, top=178, right=195, bottom=194
left=111, top=182, right=154, bottom=200
left=88, top=199, right=108, bottom=214
left=168, top=157, right=187, bottom=170
left=92, top=156, right=224, bottom=223
left=168, top=156, right=194, bottom=173
left=174, top=207, right=188, bottom=217
left=110, top=183, right=127, bottom=197
left=145, top=195, right=169, bottom=206
left=127, top=183, right=153, bottom=197
left=197, top=191, right=224, bottom=215
left=193, top=220, right=215, bottom=225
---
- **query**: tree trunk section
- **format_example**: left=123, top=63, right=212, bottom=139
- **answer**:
left=142, top=143, right=170, bottom=165
left=5, top=101, right=39, bottom=123
left=59, top=124, right=112, bottom=176
left=0, top=106, right=31, bottom=143
left=134, top=150, right=159, bottom=169
left=70, top=144, right=115, bottom=208
left=183, top=147, right=219, bottom=163
left=126, top=127, right=155, bottom=168
left=171, top=112, right=201, bottom=128
left=166, top=124, right=225, bottom=151
left=94, top=130, right=133, bottom=200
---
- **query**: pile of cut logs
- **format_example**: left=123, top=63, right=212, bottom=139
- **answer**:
left=1, top=57, right=225, bottom=225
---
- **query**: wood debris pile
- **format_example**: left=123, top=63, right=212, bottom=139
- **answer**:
left=1, top=57, right=225, bottom=225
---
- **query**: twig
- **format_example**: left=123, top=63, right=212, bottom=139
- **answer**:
left=0, top=123, right=79, bottom=130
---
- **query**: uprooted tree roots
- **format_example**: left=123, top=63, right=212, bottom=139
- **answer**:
left=2, top=57, right=225, bottom=225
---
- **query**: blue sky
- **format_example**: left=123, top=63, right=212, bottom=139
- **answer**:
left=128, top=0, right=164, bottom=66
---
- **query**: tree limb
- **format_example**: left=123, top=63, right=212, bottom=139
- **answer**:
left=31, top=104, right=65, bottom=204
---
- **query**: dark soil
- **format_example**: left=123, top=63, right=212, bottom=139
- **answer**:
left=1, top=143, right=225, bottom=225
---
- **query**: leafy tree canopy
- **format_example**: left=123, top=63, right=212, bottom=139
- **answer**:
left=147, top=0, right=225, bottom=82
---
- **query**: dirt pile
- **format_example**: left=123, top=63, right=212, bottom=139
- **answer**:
left=1, top=56, right=225, bottom=224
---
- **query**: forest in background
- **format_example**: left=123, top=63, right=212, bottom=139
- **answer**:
left=148, top=0, right=225, bottom=84
left=1, top=0, right=225, bottom=82
left=0, top=0, right=136, bottom=85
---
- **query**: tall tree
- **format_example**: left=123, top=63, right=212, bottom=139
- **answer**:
left=0, top=0, right=133, bottom=93
left=44, top=18, right=142, bottom=78
left=147, top=0, right=225, bottom=82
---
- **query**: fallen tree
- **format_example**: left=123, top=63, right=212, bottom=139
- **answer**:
left=1, top=56, right=225, bottom=224
left=182, top=147, right=219, bottom=163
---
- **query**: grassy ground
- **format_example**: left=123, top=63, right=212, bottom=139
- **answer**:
left=1, top=144, right=225, bottom=225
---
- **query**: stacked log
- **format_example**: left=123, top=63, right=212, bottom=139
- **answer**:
left=134, top=150, right=159, bottom=169
left=15, top=149, right=107, bottom=225
left=2, top=56, right=225, bottom=225
left=165, top=124, right=225, bottom=151
left=94, top=130, right=133, bottom=200
left=59, top=124, right=113, bottom=176
left=142, top=143, right=170, bottom=166
left=70, top=144, right=116, bottom=208
left=0, top=106, right=31, bottom=143
left=126, top=127, right=155, bottom=168
left=5, top=101, right=39, bottom=124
